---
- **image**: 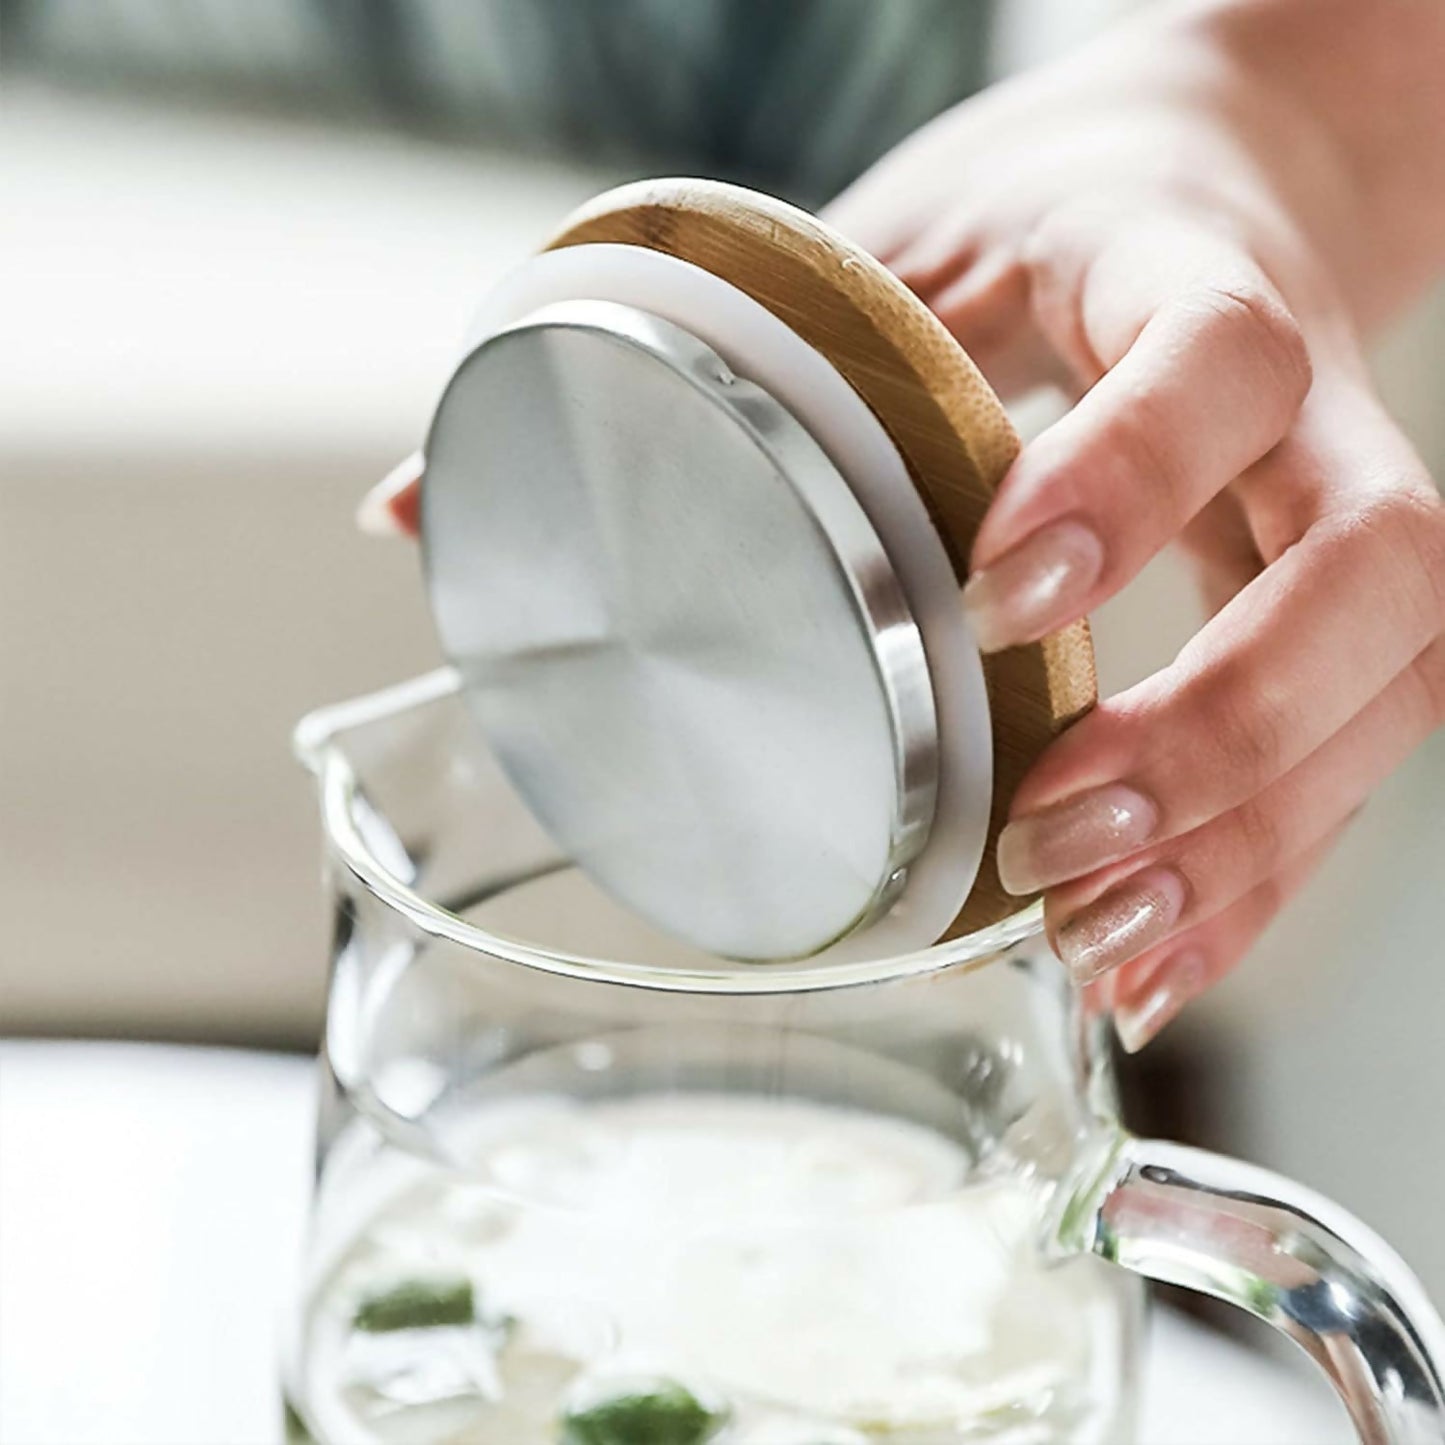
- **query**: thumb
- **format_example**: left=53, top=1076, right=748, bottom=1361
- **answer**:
left=357, top=451, right=423, bottom=538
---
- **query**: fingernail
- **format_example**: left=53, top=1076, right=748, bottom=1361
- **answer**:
left=357, top=450, right=424, bottom=537
left=962, top=517, right=1105, bottom=652
left=1114, top=949, right=1207, bottom=1053
left=1054, top=866, right=1187, bottom=982
left=997, top=784, right=1159, bottom=895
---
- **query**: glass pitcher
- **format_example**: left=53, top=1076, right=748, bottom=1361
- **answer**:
left=285, top=669, right=1445, bottom=1445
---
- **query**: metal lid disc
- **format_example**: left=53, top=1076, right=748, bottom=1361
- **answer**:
left=423, top=300, right=939, bottom=960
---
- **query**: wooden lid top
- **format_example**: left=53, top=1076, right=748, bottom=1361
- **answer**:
left=546, top=178, right=1095, bottom=939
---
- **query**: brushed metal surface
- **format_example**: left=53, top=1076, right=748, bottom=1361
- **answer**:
left=422, top=300, right=938, bottom=960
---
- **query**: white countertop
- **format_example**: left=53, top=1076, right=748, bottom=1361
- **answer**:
left=0, top=1041, right=1351, bottom=1445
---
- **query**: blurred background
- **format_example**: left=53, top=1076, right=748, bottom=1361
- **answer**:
left=2, top=0, right=1443, bottom=1304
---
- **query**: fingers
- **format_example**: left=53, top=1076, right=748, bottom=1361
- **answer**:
left=962, top=212, right=1313, bottom=651
left=357, top=451, right=423, bottom=538
left=820, top=174, right=941, bottom=271
left=1176, top=491, right=1264, bottom=618
left=821, top=104, right=989, bottom=268
left=1036, top=632, right=1445, bottom=983
left=1001, top=438, right=1445, bottom=881
left=927, top=250, right=1078, bottom=402
left=888, top=207, right=986, bottom=300
left=1109, top=826, right=1340, bottom=1053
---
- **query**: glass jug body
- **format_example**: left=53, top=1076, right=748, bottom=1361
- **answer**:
left=286, top=673, right=1445, bottom=1445
left=288, top=672, right=1140, bottom=1443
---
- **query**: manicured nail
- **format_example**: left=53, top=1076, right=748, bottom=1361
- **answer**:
left=1054, top=866, right=1187, bottom=983
left=997, top=784, right=1159, bottom=896
left=1114, top=950, right=1207, bottom=1053
left=962, top=517, right=1105, bottom=652
left=357, top=450, right=424, bottom=537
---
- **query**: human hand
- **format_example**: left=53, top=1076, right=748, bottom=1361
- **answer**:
left=826, top=3, right=1445, bottom=1047
left=360, top=6, right=1445, bottom=1051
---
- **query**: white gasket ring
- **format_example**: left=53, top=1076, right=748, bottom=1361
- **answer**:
left=457, top=242, right=993, bottom=962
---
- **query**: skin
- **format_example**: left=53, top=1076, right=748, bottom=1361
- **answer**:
left=364, top=0, right=1445, bottom=1049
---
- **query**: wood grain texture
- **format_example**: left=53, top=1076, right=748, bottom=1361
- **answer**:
left=546, top=178, right=1096, bottom=938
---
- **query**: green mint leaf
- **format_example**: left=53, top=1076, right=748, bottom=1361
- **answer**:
left=352, top=1275, right=476, bottom=1333
left=561, top=1378, right=727, bottom=1445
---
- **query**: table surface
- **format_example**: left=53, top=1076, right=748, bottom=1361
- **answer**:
left=0, top=1041, right=1351, bottom=1445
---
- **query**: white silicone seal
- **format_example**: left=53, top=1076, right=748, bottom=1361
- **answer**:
left=459, top=243, right=993, bottom=961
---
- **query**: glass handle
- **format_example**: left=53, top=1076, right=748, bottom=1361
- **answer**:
left=1068, top=1135, right=1445, bottom=1444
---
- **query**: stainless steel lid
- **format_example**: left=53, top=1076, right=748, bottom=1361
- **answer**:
left=422, top=299, right=939, bottom=961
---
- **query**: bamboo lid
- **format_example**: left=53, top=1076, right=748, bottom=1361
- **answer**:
left=541, top=179, right=1096, bottom=939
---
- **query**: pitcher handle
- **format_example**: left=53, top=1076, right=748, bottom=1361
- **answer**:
left=1062, top=1135, right=1445, bottom=1443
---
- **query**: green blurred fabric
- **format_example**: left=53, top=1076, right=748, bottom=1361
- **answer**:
left=1, top=0, right=995, bottom=202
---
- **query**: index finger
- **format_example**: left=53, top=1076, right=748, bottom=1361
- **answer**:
left=962, top=208, right=1313, bottom=652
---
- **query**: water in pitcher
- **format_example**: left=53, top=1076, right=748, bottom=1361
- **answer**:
left=287, top=1092, right=1134, bottom=1444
